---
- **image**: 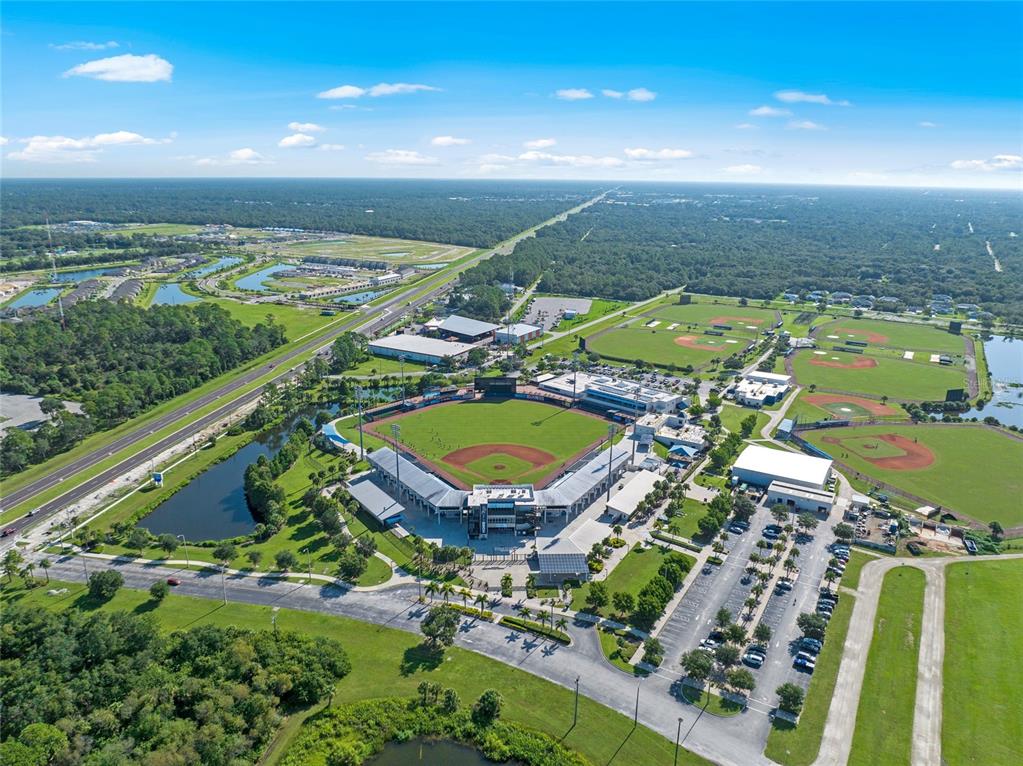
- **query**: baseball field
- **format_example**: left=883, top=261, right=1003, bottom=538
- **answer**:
left=645, top=302, right=778, bottom=335
left=800, top=424, right=1023, bottom=526
left=815, top=318, right=966, bottom=354
left=588, top=322, right=753, bottom=368
left=367, top=398, right=610, bottom=488
left=790, top=348, right=967, bottom=401
left=787, top=391, right=904, bottom=423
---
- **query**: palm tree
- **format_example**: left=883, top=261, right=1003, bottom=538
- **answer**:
left=424, top=580, right=437, bottom=602
left=744, top=596, right=758, bottom=616
left=474, top=593, right=488, bottom=617
left=39, top=558, right=51, bottom=584
left=441, top=582, right=454, bottom=602
left=613, top=524, right=623, bottom=537
left=751, top=583, right=766, bottom=601
left=824, top=569, right=839, bottom=592
left=555, top=617, right=568, bottom=633
left=519, top=606, right=532, bottom=622
left=459, top=588, right=471, bottom=608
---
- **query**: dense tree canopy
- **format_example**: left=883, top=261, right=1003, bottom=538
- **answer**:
left=0, top=606, right=350, bottom=765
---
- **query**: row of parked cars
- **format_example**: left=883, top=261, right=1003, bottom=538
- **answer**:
left=792, top=543, right=851, bottom=674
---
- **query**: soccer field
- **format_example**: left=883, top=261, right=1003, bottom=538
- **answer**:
left=790, top=348, right=967, bottom=401
left=368, top=398, right=610, bottom=487
left=801, top=424, right=1023, bottom=526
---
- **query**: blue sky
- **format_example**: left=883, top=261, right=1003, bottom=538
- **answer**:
left=2, top=1, right=1021, bottom=188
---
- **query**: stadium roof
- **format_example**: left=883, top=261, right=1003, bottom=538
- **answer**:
left=346, top=478, right=405, bottom=523
left=535, top=444, right=630, bottom=507
left=732, top=444, right=832, bottom=488
left=606, top=469, right=661, bottom=518
left=438, top=314, right=500, bottom=337
left=368, top=334, right=475, bottom=359
left=367, top=447, right=468, bottom=508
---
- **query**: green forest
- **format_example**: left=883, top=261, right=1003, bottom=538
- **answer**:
left=0, top=605, right=350, bottom=765
left=0, top=228, right=203, bottom=271
left=457, top=185, right=1023, bottom=321
left=0, top=301, right=286, bottom=474
left=1, top=179, right=597, bottom=249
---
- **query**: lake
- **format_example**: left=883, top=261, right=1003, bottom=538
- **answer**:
left=235, top=263, right=290, bottom=291
left=139, top=405, right=340, bottom=541
left=370, top=739, right=517, bottom=766
left=188, top=256, right=243, bottom=277
left=334, top=290, right=385, bottom=305
left=962, top=335, right=1023, bottom=427
left=151, top=283, right=200, bottom=305
left=51, top=267, right=122, bottom=282
left=7, top=287, right=62, bottom=308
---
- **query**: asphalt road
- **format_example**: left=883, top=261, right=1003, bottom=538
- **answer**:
left=1, top=191, right=608, bottom=536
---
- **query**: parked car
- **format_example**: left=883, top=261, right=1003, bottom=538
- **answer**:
left=800, top=637, right=823, bottom=654
left=794, top=656, right=816, bottom=672
left=166, top=578, right=181, bottom=586
left=742, top=652, right=765, bottom=668
left=776, top=579, right=794, bottom=592
left=728, top=524, right=745, bottom=534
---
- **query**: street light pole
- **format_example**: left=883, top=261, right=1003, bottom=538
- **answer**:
left=176, top=534, right=190, bottom=569
left=574, top=676, right=580, bottom=727
left=634, top=682, right=641, bottom=726
left=606, top=424, right=616, bottom=502
left=221, top=566, right=227, bottom=605
left=674, top=717, right=685, bottom=766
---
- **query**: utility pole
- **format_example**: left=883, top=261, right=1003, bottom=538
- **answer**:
left=674, top=717, right=685, bottom=766
left=634, top=682, right=641, bottom=726
left=574, top=676, right=580, bottom=727
left=606, top=424, right=617, bottom=502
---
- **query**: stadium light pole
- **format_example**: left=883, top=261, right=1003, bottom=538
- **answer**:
left=355, top=385, right=365, bottom=458
left=606, top=424, right=616, bottom=501
left=398, top=354, right=407, bottom=406
left=391, top=423, right=402, bottom=499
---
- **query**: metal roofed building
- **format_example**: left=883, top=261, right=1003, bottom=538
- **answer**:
left=766, top=480, right=835, bottom=514
left=368, top=334, right=475, bottom=365
left=495, top=322, right=543, bottom=344
left=732, top=444, right=833, bottom=490
left=533, top=444, right=631, bottom=518
left=437, top=314, right=500, bottom=342
left=535, top=537, right=588, bottom=584
left=539, top=372, right=685, bottom=414
left=367, top=447, right=468, bottom=516
left=346, top=478, right=406, bottom=526
left=605, top=469, right=662, bottom=520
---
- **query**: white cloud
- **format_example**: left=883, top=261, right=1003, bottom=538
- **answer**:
left=724, top=164, right=763, bottom=175
left=288, top=121, right=325, bottom=133
left=365, top=149, right=439, bottom=165
left=626, top=87, right=657, bottom=102
left=524, top=138, right=556, bottom=149
left=555, top=88, right=594, bottom=101
left=0, top=137, right=7, bottom=146
left=749, top=105, right=791, bottom=117
left=518, top=150, right=623, bottom=168
left=7, top=130, right=171, bottom=162
left=787, top=120, right=826, bottom=130
left=318, top=143, right=345, bottom=151
left=431, top=135, right=471, bottom=146
left=51, top=40, right=119, bottom=51
left=734, top=123, right=758, bottom=130
left=950, top=154, right=1022, bottom=172
left=774, top=90, right=851, bottom=106
left=918, top=121, right=938, bottom=128
left=64, top=53, right=173, bottom=82
left=317, top=82, right=439, bottom=99
left=602, top=89, right=623, bottom=99
left=278, top=133, right=317, bottom=148
left=624, top=147, right=693, bottom=160
left=195, top=147, right=271, bottom=166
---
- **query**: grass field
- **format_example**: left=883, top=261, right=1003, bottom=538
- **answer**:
left=645, top=302, right=778, bottom=334
left=816, top=318, right=966, bottom=354
left=273, top=234, right=472, bottom=265
left=344, top=355, right=430, bottom=377
left=573, top=544, right=695, bottom=618
left=0, top=581, right=711, bottom=766
left=848, top=566, right=925, bottom=766
left=801, top=424, right=1023, bottom=526
left=666, top=498, right=714, bottom=541
left=790, top=348, right=968, bottom=401
left=367, top=399, right=610, bottom=487
left=189, top=292, right=340, bottom=337
left=785, top=390, right=904, bottom=424
left=943, top=559, right=1023, bottom=766
left=589, top=323, right=753, bottom=369
left=839, top=549, right=880, bottom=591
left=765, top=593, right=856, bottom=766
left=716, top=403, right=770, bottom=436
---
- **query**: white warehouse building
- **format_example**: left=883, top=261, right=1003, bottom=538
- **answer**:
left=368, top=334, right=475, bottom=365
left=731, top=444, right=833, bottom=490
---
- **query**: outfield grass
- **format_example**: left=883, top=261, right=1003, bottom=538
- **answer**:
left=817, top=318, right=966, bottom=354
left=0, top=581, right=711, bottom=766
left=801, top=424, right=1023, bottom=526
left=790, top=349, right=967, bottom=401
left=765, top=593, right=856, bottom=766
left=848, top=567, right=925, bottom=766
left=942, top=559, right=1023, bottom=766
left=574, top=544, right=695, bottom=618
left=589, top=322, right=751, bottom=369
left=785, top=390, right=904, bottom=425
left=646, top=302, right=778, bottom=334
left=369, top=399, right=609, bottom=487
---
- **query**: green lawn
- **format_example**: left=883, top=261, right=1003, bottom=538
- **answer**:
left=589, top=323, right=752, bottom=369
left=0, top=581, right=711, bottom=766
left=839, top=550, right=879, bottom=591
left=368, top=399, right=609, bottom=487
left=550, top=298, right=629, bottom=332
left=785, top=390, right=904, bottom=425
left=104, top=222, right=206, bottom=236
left=716, top=404, right=769, bottom=436
left=848, top=567, right=926, bottom=766
left=575, top=544, right=695, bottom=618
left=816, top=318, right=966, bottom=354
left=667, top=498, right=713, bottom=541
left=943, top=559, right=1023, bottom=766
left=765, top=593, right=856, bottom=766
left=790, top=348, right=967, bottom=401
left=645, top=302, right=778, bottom=335
left=275, top=235, right=472, bottom=265
left=679, top=686, right=743, bottom=717
left=188, top=291, right=339, bottom=338
left=345, top=355, right=430, bottom=376
left=597, top=627, right=647, bottom=676
left=800, top=424, right=1023, bottom=527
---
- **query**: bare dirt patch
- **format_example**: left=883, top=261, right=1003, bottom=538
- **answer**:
left=674, top=335, right=723, bottom=351
left=804, top=393, right=900, bottom=417
left=443, top=443, right=556, bottom=471
left=833, top=326, right=889, bottom=344
left=708, top=315, right=765, bottom=326
left=823, top=433, right=935, bottom=470
left=810, top=356, right=878, bottom=370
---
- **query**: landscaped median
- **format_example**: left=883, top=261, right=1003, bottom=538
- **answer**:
left=499, top=615, right=571, bottom=644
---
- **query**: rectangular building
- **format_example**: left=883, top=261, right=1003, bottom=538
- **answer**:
left=539, top=372, right=685, bottom=414
left=733, top=371, right=792, bottom=407
left=605, top=469, right=662, bottom=520
left=495, top=322, right=543, bottom=345
left=368, top=334, right=475, bottom=365
left=766, top=480, right=834, bottom=514
left=731, top=444, right=833, bottom=490
left=437, top=314, right=500, bottom=343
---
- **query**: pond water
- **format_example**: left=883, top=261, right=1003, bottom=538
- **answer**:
left=235, top=263, right=290, bottom=291
left=188, top=256, right=242, bottom=277
left=139, top=405, right=339, bottom=541
left=334, top=290, right=386, bottom=305
left=151, top=283, right=200, bottom=306
left=7, top=287, right=62, bottom=308
left=51, top=267, right=121, bottom=282
left=370, top=738, right=518, bottom=766
left=960, top=335, right=1023, bottom=427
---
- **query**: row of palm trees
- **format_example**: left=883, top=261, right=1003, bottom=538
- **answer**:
left=422, top=580, right=491, bottom=616
left=517, top=604, right=570, bottom=636
left=2, top=549, right=52, bottom=585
